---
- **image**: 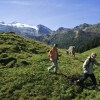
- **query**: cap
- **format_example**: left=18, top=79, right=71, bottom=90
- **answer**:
left=91, top=53, right=97, bottom=57
left=53, top=44, right=58, bottom=47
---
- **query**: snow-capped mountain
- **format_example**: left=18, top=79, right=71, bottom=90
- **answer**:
left=9, top=21, right=38, bottom=30
left=37, top=24, right=53, bottom=35
left=0, top=21, right=53, bottom=37
left=0, top=21, right=5, bottom=24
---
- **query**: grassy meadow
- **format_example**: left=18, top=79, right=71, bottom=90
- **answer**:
left=0, top=32, right=100, bottom=100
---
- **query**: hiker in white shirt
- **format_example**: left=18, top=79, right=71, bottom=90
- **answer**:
left=76, top=53, right=100, bottom=87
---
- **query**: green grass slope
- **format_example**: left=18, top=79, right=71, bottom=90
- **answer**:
left=0, top=32, right=100, bottom=100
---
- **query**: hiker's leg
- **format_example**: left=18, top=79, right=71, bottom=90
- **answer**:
left=54, top=59, right=58, bottom=73
left=90, top=73, right=97, bottom=86
left=48, top=61, right=55, bottom=71
left=78, top=73, right=89, bottom=84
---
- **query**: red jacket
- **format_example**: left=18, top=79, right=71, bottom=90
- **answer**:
left=49, top=47, right=58, bottom=61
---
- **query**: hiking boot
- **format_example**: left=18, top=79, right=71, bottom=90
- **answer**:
left=47, top=68, right=50, bottom=73
left=75, top=80, right=81, bottom=85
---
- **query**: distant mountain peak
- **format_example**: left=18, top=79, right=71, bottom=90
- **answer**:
left=37, top=24, right=50, bottom=29
left=57, top=27, right=65, bottom=31
left=10, top=21, right=19, bottom=24
left=9, top=22, right=38, bottom=30
left=37, top=24, right=52, bottom=35
left=0, top=21, right=5, bottom=24
left=0, top=21, right=53, bottom=37
left=56, top=27, right=71, bottom=34
left=74, top=23, right=91, bottom=31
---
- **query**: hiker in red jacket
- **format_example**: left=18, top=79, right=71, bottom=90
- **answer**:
left=48, top=44, right=59, bottom=74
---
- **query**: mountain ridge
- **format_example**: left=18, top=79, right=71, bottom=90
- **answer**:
left=0, top=21, right=100, bottom=52
left=34, top=23, right=100, bottom=52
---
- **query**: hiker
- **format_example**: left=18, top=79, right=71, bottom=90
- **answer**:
left=48, top=44, right=59, bottom=73
left=76, top=53, right=100, bottom=88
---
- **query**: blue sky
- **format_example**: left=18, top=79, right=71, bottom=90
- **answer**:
left=0, top=0, right=100, bottom=30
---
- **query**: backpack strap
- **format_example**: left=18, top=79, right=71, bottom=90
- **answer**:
left=87, top=57, right=91, bottom=66
left=86, top=57, right=94, bottom=66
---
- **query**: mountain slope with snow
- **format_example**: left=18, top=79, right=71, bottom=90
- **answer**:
left=0, top=21, right=52, bottom=37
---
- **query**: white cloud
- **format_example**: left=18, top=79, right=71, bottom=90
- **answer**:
left=0, top=0, right=32, bottom=6
left=12, top=0, right=32, bottom=5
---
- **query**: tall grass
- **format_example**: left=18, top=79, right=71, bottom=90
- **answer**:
left=0, top=32, right=100, bottom=100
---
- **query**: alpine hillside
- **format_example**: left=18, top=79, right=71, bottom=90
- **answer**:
left=0, top=32, right=100, bottom=100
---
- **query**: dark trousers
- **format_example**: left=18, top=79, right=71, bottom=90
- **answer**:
left=79, top=73, right=97, bottom=85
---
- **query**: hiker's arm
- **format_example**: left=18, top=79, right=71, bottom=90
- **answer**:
left=94, top=60, right=100, bottom=65
left=83, top=58, right=90, bottom=67
left=83, top=58, right=90, bottom=72
left=49, top=49, right=52, bottom=56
